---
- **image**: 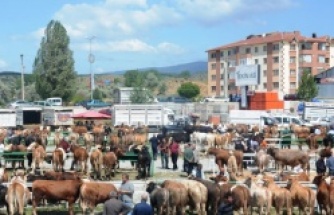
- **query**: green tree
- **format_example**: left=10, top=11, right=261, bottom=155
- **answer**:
left=177, top=82, right=200, bottom=99
left=144, top=72, right=159, bottom=91
left=123, top=70, right=144, bottom=87
left=32, top=20, right=76, bottom=102
left=158, top=83, right=167, bottom=95
left=297, top=70, right=318, bottom=101
left=130, top=87, right=152, bottom=103
left=178, top=70, right=191, bottom=79
left=93, top=88, right=103, bottom=100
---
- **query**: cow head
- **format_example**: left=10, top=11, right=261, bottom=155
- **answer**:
left=12, top=169, right=27, bottom=182
left=146, top=181, right=157, bottom=193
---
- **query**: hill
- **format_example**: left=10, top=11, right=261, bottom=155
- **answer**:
left=106, top=61, right=207, bottom=75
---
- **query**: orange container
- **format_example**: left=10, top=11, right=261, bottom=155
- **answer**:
left=209, top=115, right=221, bottom=125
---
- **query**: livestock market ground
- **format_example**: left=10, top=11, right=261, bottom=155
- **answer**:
left=0, top=143, right=320, bottom=215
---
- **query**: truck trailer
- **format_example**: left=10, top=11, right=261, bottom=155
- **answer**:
left=112, top=104, right=174, bottom=126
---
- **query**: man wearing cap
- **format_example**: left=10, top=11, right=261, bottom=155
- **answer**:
left=103, top=191, right=131, bottom=215
left=132, top=193, right=153, bottom=215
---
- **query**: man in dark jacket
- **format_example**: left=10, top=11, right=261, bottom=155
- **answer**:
left=218, top=191, right=234, bottom=215
left=149, top=134, right=159, bottom=160
left=132, top=193, right=153, bottom=215
left=103, top=191, right=131, bottom=215
left=316, top=156, right=326, bottom=175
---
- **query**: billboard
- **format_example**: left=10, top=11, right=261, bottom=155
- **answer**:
left=235, top=64, right=260, bottom=86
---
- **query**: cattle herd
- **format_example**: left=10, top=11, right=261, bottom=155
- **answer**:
left=0, top=122, right=333, bottom=214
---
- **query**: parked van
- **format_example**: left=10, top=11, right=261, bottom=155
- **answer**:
left=46, top=97, right=62, bottom=106
left=271, top=114, right=312, bottom=127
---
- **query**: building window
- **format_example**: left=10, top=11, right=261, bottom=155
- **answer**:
left=220, top=74, right=224, bottom=79
left=239, top=58, right=247, bottom=65
left=318, top=55, right=325, bottom=63
left=290, top=70, right=296, bottom=76
left=254, top=59, right=259, bottom=64
left=263, top=46, right=267, bottom=52
left=221, top=86, right=224, bottom=91
left=273, top=44, right=280, bottom=51
left=273, top=82, right=279, bottom=89
left=211, top=75, right=216, bottom=81
left=220, top=63, right=224, bottom=68
left=228, top=60, right=236, bottom=67
left=263, top=70, right=267, bottom=77
left=246, top=48, right=251, bottom=54
left=211, top=53, right=216, bottom=58
left=318, top=43, right=326, bottom=51
left=255, top=47, right=258, bottom=53
left=263, top=83, right=267, bottom=89
left=211, top=63, right=216, bottom=70
left=273, top=70, right=279, bottom=76
left=290, top=57, right=296, bottom=63
left=273, top=57, right=279, bottom=63
left=211, top=86, right=216, bottom=91
left=290, top=44, right=296, bottom=50
left=326, top=58, right=330, bottom=63
left=220, top=52, right=224, bottom=57
left=290, top=82, right=296, bottom=89
left=229, top=72, right=235, bottom=79
left=228, top=50, right=232, bottom=56
left=301, top=42, right=312, bottom=50
left=300, top=54, right=312, bottom=63
left=263, top=58, right=267, bottom=64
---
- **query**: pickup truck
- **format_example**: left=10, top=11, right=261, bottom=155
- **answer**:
left=85, top=100, right=112, bottom=109
left=309, top=117, right=334, bottom=127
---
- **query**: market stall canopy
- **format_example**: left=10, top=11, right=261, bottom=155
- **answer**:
left=71, top=110, right=111, bottom=119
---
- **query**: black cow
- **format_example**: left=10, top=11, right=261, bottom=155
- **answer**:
left=0, top=184, right=9, bottom=214
left=146, top=181, right=170, bottom=215
left=136, top=145, right=151, bottom=180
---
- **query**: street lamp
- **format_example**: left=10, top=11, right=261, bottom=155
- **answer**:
left=88, top=36, right=96, bottom=100
left=20, top=54, right=25, bottom=100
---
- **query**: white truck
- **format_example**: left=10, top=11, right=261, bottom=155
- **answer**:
left=42, top=106, right=86, bottom=128
left=0, top=109, right=16, bottom=127
left=112, top=104, right=174, bottom=126
left=228, top=110, right=276, bottom=129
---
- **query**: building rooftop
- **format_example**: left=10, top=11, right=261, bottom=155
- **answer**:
left=207, top=31, right=331, bottom=52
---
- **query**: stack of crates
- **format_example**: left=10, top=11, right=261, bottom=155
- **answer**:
left=249, top=92, right=284, bottom=110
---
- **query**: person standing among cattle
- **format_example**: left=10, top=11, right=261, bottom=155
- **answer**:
left=132, top=193, right=153, bottom=215
left=326, top=150, right=334, bottom=176
left=227, top=150, right=237, bottom=181
left=169, top=139, right=180, bottom=171
left=217, top=191, right=234, bottom=215
left=316, top=156, right=327, bottom=176
left=149, top=134, right=158, bottom=160
left=103, top=191, right=132, bottom=215
left=118, top=174, right=135, bottom=211
left=183, top=143, right=194, bottom=175
left=158, top=139, right=170, bottom=169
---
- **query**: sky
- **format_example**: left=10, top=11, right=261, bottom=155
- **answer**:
left=0, top=0, right=333, bottom=75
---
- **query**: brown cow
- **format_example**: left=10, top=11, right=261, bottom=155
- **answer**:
left=161, top=180, right=189, bottom=215
left=90, top=146, right=103, bottom=179
left=32, top=179, right=82, bottom=215
left=52, top=148, right=65, bottom=172
left=28, top=141, right=46, bottom=175
left=146, top=181, right=170, bottom=215
left=7, top=171, right=31, bottom=215
left=263, top=177, right=292, bottom=215
left=219, top=181, right=250, bottom=215
left=103, top=152, right=118, bottom=179
left=0, top=168, right=9, bottom=183
left=70, top=143, right=89, bottom=173
left=79, top=180, right=117, bottom=214
left=266, top=147, right=310, bottom=174
left=254, top=149, right=271, bottom=174
left=83, top=133, right=94, bottom=152
left=180, top=180, right=208, bottom=215
left=286, top=177, right=315, bottom=215
left=43, top=171, right=81, bottom=180
left=312, top=175, right=330, bottom=215
left=207, top=148, right=244, bottom=176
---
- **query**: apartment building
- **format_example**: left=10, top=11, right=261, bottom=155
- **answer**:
left=207, top=31, right=334, bottom=98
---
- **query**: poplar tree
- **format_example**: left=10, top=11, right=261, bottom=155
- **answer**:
left=33, top=20, right=76, bottom=101
left=297, top=70, right=318, bottom=101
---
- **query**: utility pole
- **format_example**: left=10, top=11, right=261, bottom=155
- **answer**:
left=20, top=54, right=25, bottom=100
left=88, top=36, right=96, bottom=100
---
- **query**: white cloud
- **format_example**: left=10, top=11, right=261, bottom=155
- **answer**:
left=157, top=42, right=185, bottom=54
left=175, top=0, right=295, bottom=24
left=0, top=59, right=7, bottom=68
